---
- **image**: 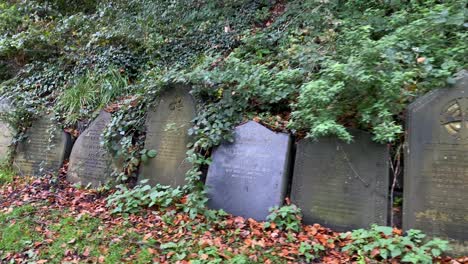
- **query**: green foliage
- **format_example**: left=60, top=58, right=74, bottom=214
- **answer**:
left=55, top=67, right=130, bottom=126
left=0, top=205, right=43, bottom=257
left=290, top=0, right=466, bottom=142
left=299, top=241, right=325, bottom=262
left=43, top=214, right=103, bottom=260
left=106, top=181, right=183, bottom=214
left=265, top=204, right=302, bottom=232
left=341, top=225, right=450, bottom=263
left=0, top=163, right=15, bottom=185
left=0, top=0, right=466, bottom=222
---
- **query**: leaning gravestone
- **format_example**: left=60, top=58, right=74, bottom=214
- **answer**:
left=67, top=111, right=114, bottom=188
left=139, top=85, right=196, bottom=187
left=14, top=115, right=72, bottom=176
left=206, top=121, right=292, bottom=220
left=291, top=130, right=389, bottom=231
left=405, top=70, right=468, bottom=255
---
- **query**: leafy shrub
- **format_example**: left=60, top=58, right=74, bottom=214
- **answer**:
left=299, top=241, right=325, bottom=262
left=265, top=204, right=302, bottom=232
left=290, top=0, right=466, bottom=142
left=106, top=181, right=183, bottom=214
left=341, top=225, right=449, bottom=263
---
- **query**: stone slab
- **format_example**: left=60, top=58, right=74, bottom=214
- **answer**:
left=206, top=121, right=292, bottom=220
left=404, top=70, right=468, bottom=255
left=67, top=111, right=114, bottom=188
left=0, top=122, right=13, bottom=160
left=0, top=99, right=14, bottom=160
left=139, top=85, right=196, bottom=187
left=291, top=130, right=389, bottom=231
left=14, top=115, right=72, bottom=176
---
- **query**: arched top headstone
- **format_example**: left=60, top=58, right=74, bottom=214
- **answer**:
left=405, top=70, right=468, bottom=255
left=206, top=121, right=292, bottom=220
left=67, top=111, right=114, bottom=188
left=407, top=70, right=468, bottom=144
left=139, top=84, right=196, bottom=187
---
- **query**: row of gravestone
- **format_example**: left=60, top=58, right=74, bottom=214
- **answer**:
left=0, top=85, right=196, bottom=189
left=0, top=72, right=466, bottom=254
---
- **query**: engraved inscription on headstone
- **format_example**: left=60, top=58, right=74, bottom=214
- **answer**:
left=405, top=70, right=468, bottom=255
left=291, top=130, right=389, bottom=231
left=139, top=85, right=196, bottom=187
left=206, top=121, right=292, bottom=220
left=14, top=115, right=72, bottom=176
left=68, top=111, right=114, bottom=188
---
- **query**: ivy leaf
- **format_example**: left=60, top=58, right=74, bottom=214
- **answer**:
left=147, top=149, right=158, bottom=158
left=375, top=226, right=393, bottom=236
left=431, top=248, right=441, bottom=257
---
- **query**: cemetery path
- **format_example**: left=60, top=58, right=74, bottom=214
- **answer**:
left=0, top=170, right=464, bottom=263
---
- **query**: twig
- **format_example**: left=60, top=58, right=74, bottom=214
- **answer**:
left=389, top=144, right=402, bottom=227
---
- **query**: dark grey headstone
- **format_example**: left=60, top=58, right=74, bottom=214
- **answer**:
left=67, top=111, right=114, bottom=188
left=206, top=121, right=292, bottom=220
left=291, top=130, right=389, bottom=231
left=404, top=70, right=468, bottom=255
left=14, top=115, right=72, bottom=176
left=139, top=85, right=196, bottom=187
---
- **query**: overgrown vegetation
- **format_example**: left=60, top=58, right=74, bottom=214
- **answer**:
left=341, top=225, right=450, bottom=263
left=0, top=0, right=465, bottom=261
left=1, top=0, right=465, bottom=176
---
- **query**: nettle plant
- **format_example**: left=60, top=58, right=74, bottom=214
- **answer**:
left=106, top=180, right=183, bottom=214
left=265, top=204, right=302, bottom=232
left=341, top=225, right=449, bottom=263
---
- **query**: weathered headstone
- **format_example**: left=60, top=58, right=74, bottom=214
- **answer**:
left=404, top=70, right=468, bottom=255
left=0, top=122, right=13, bottom=159
left=0, top=100, right=13, bottom=160
left=139, top=85, right=196, bottom=187
left=68, top=111, right=114, bottom=188
left=206, top=121, right=292, bottom=220
left=14, top=115, right=72, bottom=176
left=291, top=130, right=389, bottom=231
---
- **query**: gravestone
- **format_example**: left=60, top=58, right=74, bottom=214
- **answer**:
left=67, top=111, right=114, bottom=188
left=139, top=85, right=196, bottom=187
left=291, top=130, right=389, bottom=231
left=0, top=122, right=13, bottom=159
left=404, top=70, right=468, bottom=255
left=206, top=121, right=292, bottom=220
left=14, top=115, right=72, bottom=176
left=0, top=100, right=13, bottom=159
